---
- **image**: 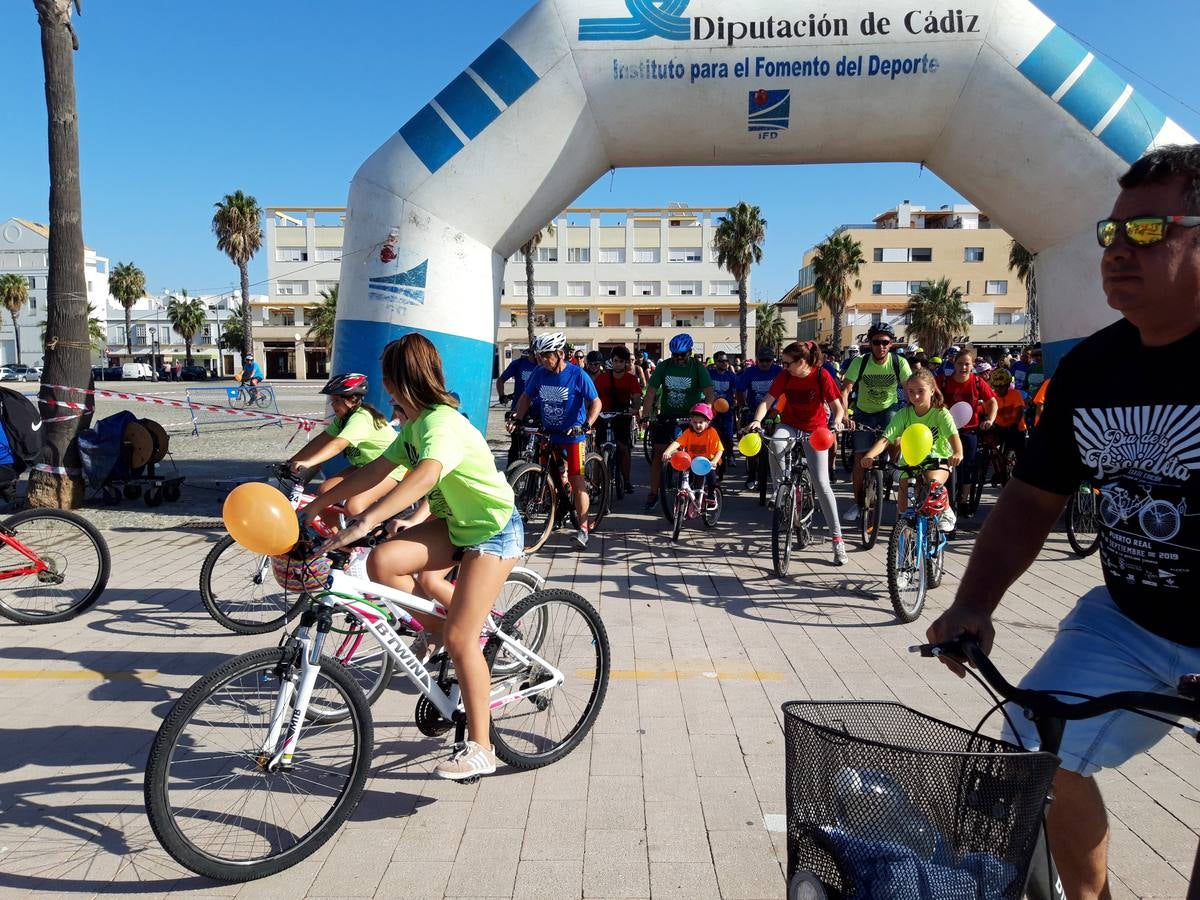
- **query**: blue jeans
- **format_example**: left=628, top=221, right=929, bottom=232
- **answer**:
left=465, top=510, right=525, bottom=560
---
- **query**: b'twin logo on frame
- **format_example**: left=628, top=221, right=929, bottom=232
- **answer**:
left=748, top=89, right=790, bottom=138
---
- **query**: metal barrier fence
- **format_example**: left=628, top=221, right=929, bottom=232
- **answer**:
left=183, top=384, right=283, bottom=435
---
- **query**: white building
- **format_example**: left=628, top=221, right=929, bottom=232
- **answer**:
left=0, top=217, right=110, bottom=366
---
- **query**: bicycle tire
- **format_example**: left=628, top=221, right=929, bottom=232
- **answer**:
left=671, top=486, right=686, bottom=541
left=582, top=452, right=608, bottom=533
left=772, top=483, right=796, bottom=578
left=606, top=449, right=623, bottom=505
left=0, top=508, right=111, bottom=624
left=199, top=535, right=306, bottom=634
left=702, top=486, right=723, bottom=528
left=887, top=520, right=926, bottom=622
left=485, top=589, right=610, bottom=769
left=860, top=468, right=884, bottom=550
left=1065, top=489, right=1102, bottom=557
left=927, top=531, right=946, bottom=589
left=509, top=463, right=557, bottom=554
left=795, top=469, right=814, bottom=549
left=144, top=647, right=372, bottom=882
left=642, top=428, right=652, bottom=464
left=254, top=389, right=272, bottom=409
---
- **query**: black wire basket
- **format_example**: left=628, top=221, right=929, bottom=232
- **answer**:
left=783, top=701, right=1060, bottom=900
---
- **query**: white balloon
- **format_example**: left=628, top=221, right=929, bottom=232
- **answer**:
left=949, top=402, right=974, bottom=429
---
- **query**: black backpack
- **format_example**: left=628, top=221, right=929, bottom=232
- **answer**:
left=0, top=386, right=46, bottom=473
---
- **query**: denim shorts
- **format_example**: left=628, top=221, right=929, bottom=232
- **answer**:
left=462, top=509, right=525, bottom=561
left=851, top=409, right=897, bottom=453
left=1001, top=586, right=1200, bottom=776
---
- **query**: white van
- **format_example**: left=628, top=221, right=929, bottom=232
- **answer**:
left=122, top=363, right=154, bottom=381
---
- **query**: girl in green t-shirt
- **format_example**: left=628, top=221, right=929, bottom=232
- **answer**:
left=304, top=334, right=522, bottom=783
left=861, top=368, right=963, bottom=521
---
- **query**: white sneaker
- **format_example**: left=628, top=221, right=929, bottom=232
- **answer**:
left=574, top=527, right=589, bottom=549
left=844, top=504, right=860, bottom=522
left=435, top=740, right=497, bottom=780
left=939, top=507, right=957, bottom=533
left=832, top=540, right=848, bottom=566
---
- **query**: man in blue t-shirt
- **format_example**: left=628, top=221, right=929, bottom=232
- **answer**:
left=509, top=332, right=602, bottom=549
left=735, top=348, right=782, bottom=490
left=707, top=351, right=737, bottom=474
left=497, top=348, right=539, bottom=466
left=241, top=354, right=264, bottom=402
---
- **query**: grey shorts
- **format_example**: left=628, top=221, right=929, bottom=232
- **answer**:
left=851, top=409, right=898, bottom=453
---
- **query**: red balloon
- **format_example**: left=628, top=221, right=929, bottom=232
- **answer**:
left=669, top=451, right=692, bottom=472
left=810, top=426, right=835, bottom=452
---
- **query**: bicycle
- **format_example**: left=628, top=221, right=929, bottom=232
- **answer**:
left=872, top=458, right=952, bottom=622
left=763, top=431, right=817, bottom=579
left=850, top=423, right=892, bottom=551
left=230, top=380, right=273, bottom=409
left=1065, top=481, right=1101, bottom=557
left=0, top=507, right=111, bottom=625
left=966, top=430, right=1021, bottom=516
left=664, top=454, right=723, bottom=541
left=594, top=411, right=635, bottom=507
left=743, top=411, right=780, bottom=508
left=508, top=425, right=608, bottom=553
left=144, top=545, right=610, bottom=883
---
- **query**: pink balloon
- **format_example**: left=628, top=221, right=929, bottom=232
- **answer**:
left=949, top=401, right=973, bottom=429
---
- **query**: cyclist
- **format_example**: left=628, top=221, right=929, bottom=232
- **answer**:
left=304, top=332, right=523, bottom=782
left=927, top=144, right=1200, bottom=900
left=938, top=345, right=960, bottom=378
left=639, top=333, right=714, bottom=511
left=286, top=373, right=406, bottom=516
left=583, top=349, right=606, bottom=384
left=662, top=402, right=723, bottom=510
left=735, top=347, right=783, bottom=492
left=570, top=348, right=586, bottom=367
left=937, top=344, right=998, bottom=509
left=592, top=346, right=641, bottom=495
left=508, top=332, right=602, bottom=549
left=988, top=366, right=1027, bottom=465
left=240, top=354, right=264, bottom=403
left=497, top=347, right=538, bottom=466
left=840, top=322, right=911, bottom=522
left=707, top=351, right=737, bottom=476
left=745, top=341, right=848, bottom=565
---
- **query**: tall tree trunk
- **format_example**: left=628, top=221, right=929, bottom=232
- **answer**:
left=524, top=250, right=535, bottom=350
left=10, top=311, right=22, bottom=363
left=123, top=305, right=132, bottom=357
left=737, top=281, right=748, bottom=362
left=185, top=338, right=192, bottom=366
left=1025, top=267, right=1039, bottom=345
left=239, top=261, right=253, bottom=359
left=829, top=295, right=845, bottom=359
left=29, top=0, right=91, bottom=509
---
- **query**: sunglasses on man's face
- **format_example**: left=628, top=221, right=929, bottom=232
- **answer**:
left=871, top=339, right=891, bottom=347
left=1096, top=215, right=1200, bottom=248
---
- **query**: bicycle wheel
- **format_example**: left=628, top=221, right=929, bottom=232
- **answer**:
left=702, top=486, right=723, bottom=528
left=144, top=647, right=372, bottom=882
left=509, top=463, right=557, bottom=554
left=771, top=483, right=796, bottom=578
left=671, top=486, right=686, bottom=541
left=926, top=529, right=946, bottom=588
left=0, top=508, right=111, bottom=624
left=606, top=449, right=623, bottom=504
left=1065, top=488, right=1102, bottom=557
left=1139, top=499, right=1180, bottom=542
left=254, top=389, right=273, bottom=409
left=199, top=535, right=306, bottom=634
left=491, top=568, right=547, bottom=676
left=795, top=469, right=814, bottom=549
left=860, top=468, right=884, bottom=550
left=887, top=520, right=927, bottom=622
left=582, top=452, right=608, bottom=533
left=485, top=589, right=610, bottom=769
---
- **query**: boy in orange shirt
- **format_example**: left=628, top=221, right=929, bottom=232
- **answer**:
left=663, top=403, right=724, bottom=504
left=989, top=367, right=1027, bottom=462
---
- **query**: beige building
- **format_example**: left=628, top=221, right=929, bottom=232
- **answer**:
left=497, top=206, right=753, bottom=366
left=786, top=201, right=1028, bottom=352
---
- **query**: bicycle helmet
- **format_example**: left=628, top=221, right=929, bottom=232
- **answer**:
left=585, top=350, right=605, bottom=365
left=532, top=332, right=567, bottom=354
left=271, top=550, right=332, bottom=593
left=867, top=322, right=896, bottom=341
left=921, top=481, right=950, bottom=517
left=668, top=333, right=694, bottom=355
left=244, top=354, right=254, bottom=362
left=975, top=361, right=993, bottom=375
left=320, top=373, right=369, bottom=397
left=690, top=402, right=714, bottom=420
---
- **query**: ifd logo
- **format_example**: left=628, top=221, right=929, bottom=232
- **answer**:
left=579, top=0, right=691, bottom=42
left=748, top=89, right=789, bottom=138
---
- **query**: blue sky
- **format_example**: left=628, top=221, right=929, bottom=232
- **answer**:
left=2, top=0, right=1197, bottom=304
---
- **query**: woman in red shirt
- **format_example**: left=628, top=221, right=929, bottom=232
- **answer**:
left=937, top=344, right=998, bottom=507
left=746, top=341, right=848, bottom=565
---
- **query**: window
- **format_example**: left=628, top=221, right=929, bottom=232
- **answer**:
left=536, top=247, right=557, bottom=263
left=710, top=280, right=738, bottom=296
left=277, top=281, right=306, bottom=295
left=567, top=247, right=590, bottom=263
left=25, top=276, right=36, bottom=289
left=565, top=310, right=589, bottom=327
left=871, top=281, right=911, bottom=295
left=985, top=280, right=1008, bottom=295
left=668, top=281, right=701, bottom=296
left=633, top=281, right=659, bottom=297
left=715, top=310, right=738, bottom=327
left=668, top=247, right=702, bottom=263
left=95, top=260, right=107, bottom=274
left=908, top=280, right=931, bottom=293
left=314, top=248, right=341, bottom=262
left=995, top=311, right=1014, bottom=325
left=601, top=311, right=622, bottom=327
left=873, top=247, right=932, bottom=262
left=633, top=247, right=660, bottom=264
left=275, top=248, right=309, bottom=262
left=910, top=247, right=932, bottom=262
left=964, top=247, right=985, bottom=262
left=599, top=281, right=623, bottom=297
left=567, top=281, right=590, bottom=297
left=674, top=317, right=694, bottom=327
left=268, top=309, right=296, bottom=327
left=514, top=281, right=558, bottom=297
left=598, top=248, right=625, bottom=264
left=87, top=281, right=93, bottom=293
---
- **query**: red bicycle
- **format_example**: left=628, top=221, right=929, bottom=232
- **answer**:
left=0, top=507, right=111, bottom=625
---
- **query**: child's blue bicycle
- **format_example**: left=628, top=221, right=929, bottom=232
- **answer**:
left=875, top=459, right=953, bottom=622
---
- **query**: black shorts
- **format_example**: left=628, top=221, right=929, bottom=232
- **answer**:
left=594, top=415, right=634, bottom=447
left=650, top=417, right=684, bottom=446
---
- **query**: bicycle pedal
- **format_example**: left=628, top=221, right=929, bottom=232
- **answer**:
left=456, top=775, right=482, bottom=786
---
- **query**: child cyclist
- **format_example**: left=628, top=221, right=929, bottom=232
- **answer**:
left=286, top=373, right=406, bottom=516
left=861, top=368, right=964, bottom=532
left=661, top=403, right=723, bottom=509
left=303, top=333, right=523, bottom=781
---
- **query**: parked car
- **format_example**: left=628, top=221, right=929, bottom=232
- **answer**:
left=1, top=365, right=41, bottom=382
left=180, top=365, right=210, bottom=381
left=122, top=362, right=154, bottom=381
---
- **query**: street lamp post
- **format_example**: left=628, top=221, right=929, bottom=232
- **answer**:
left=634, top=326, right=642, bottom=358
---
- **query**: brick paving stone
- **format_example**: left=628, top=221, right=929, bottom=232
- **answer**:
left=583, top=829, right=649, bottom=899
left=513, top=859, right=583, bottom=899
left=650, top=860, right=721, bottom=899
left=444, top=828, right=523, bottom=897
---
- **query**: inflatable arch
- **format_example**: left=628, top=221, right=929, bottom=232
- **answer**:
left=333, top=0, right=1194, bottom=428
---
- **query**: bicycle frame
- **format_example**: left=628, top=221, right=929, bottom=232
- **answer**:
left=672, top=469, right=710, bottom=520
left=0, top=526, right=50, bottom=580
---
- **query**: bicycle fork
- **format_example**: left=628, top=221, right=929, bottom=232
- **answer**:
left=259, top=606, right=333, bottom=771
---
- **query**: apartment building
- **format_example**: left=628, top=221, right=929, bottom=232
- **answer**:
left=497, top=206, right=753, bottom=365
left=105, top=293, right=257, bottom=376
left=786, top=202, right=1028, bottom=352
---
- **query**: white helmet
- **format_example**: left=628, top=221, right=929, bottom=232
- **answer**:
left=532, top=332, right=567, bottom=354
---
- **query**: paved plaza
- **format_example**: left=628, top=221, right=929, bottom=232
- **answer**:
left=0, top=386, right=1195, bottom=898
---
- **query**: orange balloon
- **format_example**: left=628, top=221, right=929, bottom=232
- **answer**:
left=713, top=397, right=730, bottom=414
left=222, top=483, right=299, bottom=555
left=669, top=451, right=693, bottom=472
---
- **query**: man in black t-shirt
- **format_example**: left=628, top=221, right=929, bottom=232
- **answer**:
left=928, top=144, right=1200, bottom=900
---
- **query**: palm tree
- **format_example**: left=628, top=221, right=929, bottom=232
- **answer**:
left=0, top=274, right=29, bottom=365
left=811, top=231, right=865, bottom=360
left=907, top=277, right=973, bottom=354
left=307, top=284, right=338, bottom=350
left=755, top=302, right=786, bottom=355
left=218, top=305, right=246, bottom=352
left=166, top=290, right=207, bottom=365
left=519, top=222, right=556, bottom=350
left=30, top=0, right=91, bottom=508
left=212, top=190, right=262, bottom=359
left=1009, top=241, right=1038, bottom=345
left=713, top=202, right=767, bottom=362
left=109, top=261, right=146, bottom=357
left=87, top=316, right=105, bottom=353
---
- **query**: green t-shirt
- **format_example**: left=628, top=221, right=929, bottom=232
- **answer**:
left=381, top=405, right=515, bottom=547
left=648, top=358, right=712, bottom=418
left=325, top=407, right=397, bottom=468
left=845, top=353, right=912, bottom=414
left=884, top=405, right=958, bottom=460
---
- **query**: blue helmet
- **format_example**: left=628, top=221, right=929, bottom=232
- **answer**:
left=669, top=333, right=694, bottom=355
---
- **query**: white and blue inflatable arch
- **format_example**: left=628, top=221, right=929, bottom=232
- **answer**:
left=332, top=0, right=1194, bottom=430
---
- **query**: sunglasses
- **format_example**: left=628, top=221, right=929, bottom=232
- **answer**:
left=871, top=339, right=891, bottom=347
left=1096, top=215, right=1200, bottom=248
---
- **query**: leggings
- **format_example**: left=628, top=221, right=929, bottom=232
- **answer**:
left=768, top=424, right=841, bottom=540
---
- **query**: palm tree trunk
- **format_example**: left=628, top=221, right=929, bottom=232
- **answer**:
left=1026, top=268, right=1039, bottom=344
left=124, top=306, right=133, bottom=358
left=28, top=0, right=91, bottom=509
left=10, top=311, right=22, bottom=364
left=829, top=294, right=845, bottom=359
left=239, top=262, right=253, bottom=359
left=185, top=338, right=192, bottom=366
left=525, top=251, right=535, bottom=350
left=738, top=281, right=748, bottom=362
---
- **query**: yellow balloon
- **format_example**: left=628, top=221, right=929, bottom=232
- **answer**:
left=738, top=431, right=763, bottom=458
left=222, top=483, right=299, bottom=556
left=900, top=424, right=934, bottom=467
